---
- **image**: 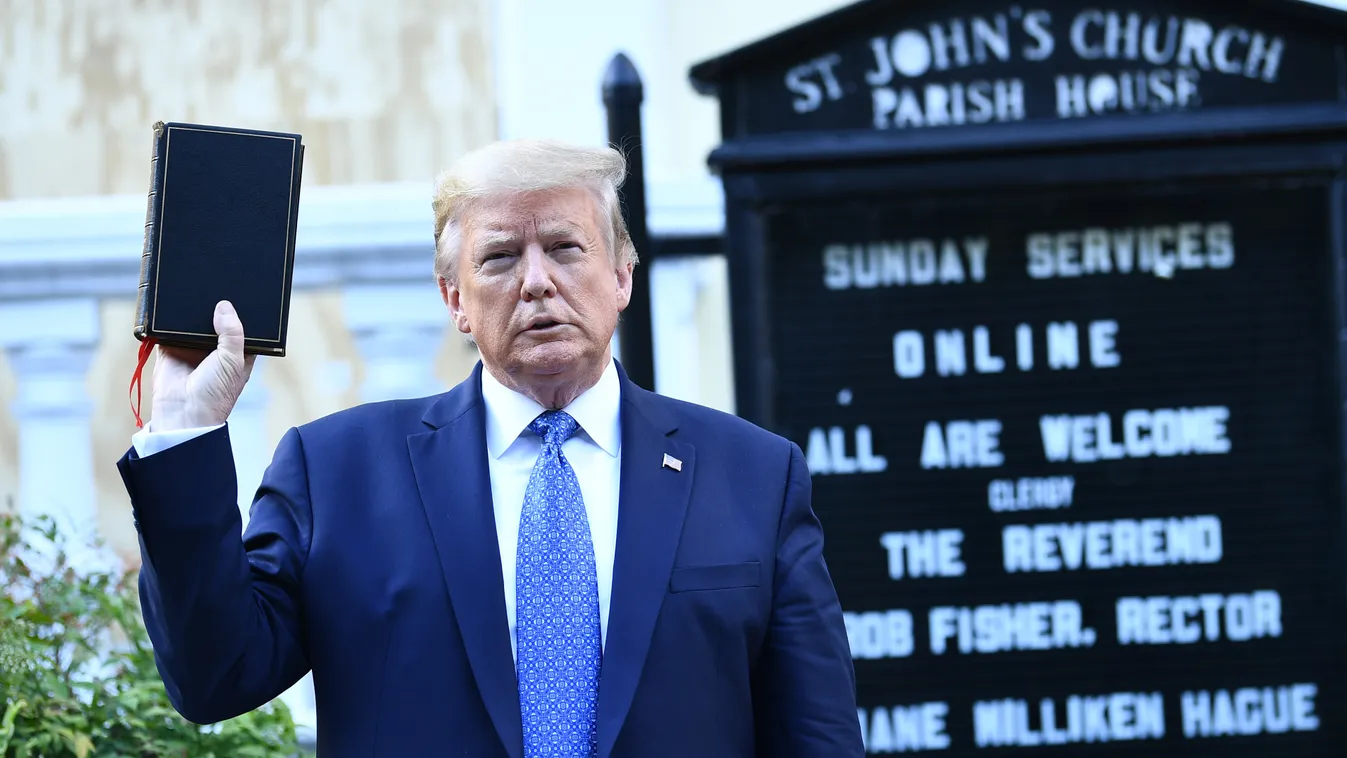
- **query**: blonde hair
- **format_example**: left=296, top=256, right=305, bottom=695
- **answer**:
left=432, top=138, right=639, bottom=282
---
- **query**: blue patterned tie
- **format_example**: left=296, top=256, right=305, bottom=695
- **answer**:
left=516, top=410, right=602, bottom=757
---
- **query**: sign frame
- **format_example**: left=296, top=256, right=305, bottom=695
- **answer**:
left=692, top=0, right=1347, bottom=753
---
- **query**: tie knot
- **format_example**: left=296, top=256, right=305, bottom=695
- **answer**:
left=529, top=410, right=579, bottom=447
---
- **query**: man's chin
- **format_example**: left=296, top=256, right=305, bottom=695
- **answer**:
left=514, top=341, right=587, bottom=377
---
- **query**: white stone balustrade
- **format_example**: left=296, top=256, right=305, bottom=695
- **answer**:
left=0, top=176, right=724, bottom=744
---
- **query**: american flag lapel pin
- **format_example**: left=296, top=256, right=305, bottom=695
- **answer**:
left=662, top=453, right=683, bottom=472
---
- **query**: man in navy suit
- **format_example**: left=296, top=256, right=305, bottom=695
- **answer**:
left=117, top=138, right=863, bottom=756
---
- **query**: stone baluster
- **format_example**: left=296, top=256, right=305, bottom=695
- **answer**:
left=0, top=298, right=106, bottom=567
left=344, top=283, right=449, bottom=402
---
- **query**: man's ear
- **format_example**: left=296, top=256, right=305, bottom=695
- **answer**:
left=615, top=258, right=634, bottom=312
left=439, top=276, right=472, bottom=335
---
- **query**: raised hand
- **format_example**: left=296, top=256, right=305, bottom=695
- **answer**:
left=148, top=300, right=257, bottom=432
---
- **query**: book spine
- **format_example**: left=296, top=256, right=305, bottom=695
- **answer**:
left=134, top=121, right=167, bottom=340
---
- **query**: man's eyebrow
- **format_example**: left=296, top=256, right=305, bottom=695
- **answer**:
left=473, top=229, right=518, bottom=251
left=538, top=220, right=586, bottom=238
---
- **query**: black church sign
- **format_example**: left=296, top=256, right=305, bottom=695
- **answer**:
left=691, top=0, right=1347, bottom=755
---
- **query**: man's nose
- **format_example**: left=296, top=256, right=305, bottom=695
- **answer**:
left=519, top=245, right=556, bottom=300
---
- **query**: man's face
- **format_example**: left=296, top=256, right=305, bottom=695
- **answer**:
left=440, top=186, right=633, bottom=397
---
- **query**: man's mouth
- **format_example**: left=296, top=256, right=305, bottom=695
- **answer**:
left=527, top=319, right=563, bottom=332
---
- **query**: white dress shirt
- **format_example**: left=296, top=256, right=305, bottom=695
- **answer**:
left=129, top=359, right=623, bottom=663
left=480, top=359, right=622, bottom=661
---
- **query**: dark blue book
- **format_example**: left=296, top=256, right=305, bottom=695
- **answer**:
left=134, top=121, right=305, bottom=358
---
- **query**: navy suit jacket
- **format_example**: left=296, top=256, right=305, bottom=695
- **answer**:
left=116, top=362, right=863, bottom=756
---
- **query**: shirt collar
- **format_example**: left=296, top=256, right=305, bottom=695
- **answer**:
left=480, top=358, right=621, bottom=460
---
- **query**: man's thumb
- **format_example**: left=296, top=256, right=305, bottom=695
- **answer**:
left=214, top=300, right=246, bottom=356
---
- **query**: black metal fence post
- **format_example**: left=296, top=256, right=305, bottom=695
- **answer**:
left=603, top=52, right=655, bottom=391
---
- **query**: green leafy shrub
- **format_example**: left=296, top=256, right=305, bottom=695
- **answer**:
left=1, top=511, right=299, bottom=757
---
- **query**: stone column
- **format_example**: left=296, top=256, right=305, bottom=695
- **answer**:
left=0, top=298, right=105, bottom=566
left=344, top=283, right=449, bottom=402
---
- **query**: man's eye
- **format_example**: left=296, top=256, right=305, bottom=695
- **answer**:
left=484, top=252, right=512, bottom=262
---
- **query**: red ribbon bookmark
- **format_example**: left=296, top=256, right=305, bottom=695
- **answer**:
left=129, top=338, right=156, bottom=428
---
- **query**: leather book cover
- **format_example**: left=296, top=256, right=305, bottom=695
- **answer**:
left=134, top=121, right=305, bottom=357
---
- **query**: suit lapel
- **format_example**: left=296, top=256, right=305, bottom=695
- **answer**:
left=408, top=365, right=523, bottom=758
left=597, top=377, right=694, bottom=758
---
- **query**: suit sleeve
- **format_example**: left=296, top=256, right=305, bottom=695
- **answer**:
left=753, top=441, right=866, bottom=756
left=116, top=423, right=313, bottom=725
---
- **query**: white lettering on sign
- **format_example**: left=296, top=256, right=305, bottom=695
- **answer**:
left=973, top=692, right=1166, bottom=747
left=823, top=237, right=989, bottom=290
left=863, top=12, right=1045, bottom=129
left=1055, top=68, right=1200, bottom=118
left=880, top=530, right=966, bottom=580
left=781, top=7, right=1288, bottom=129
left=929, top=600, right=1096, bottom=654
left=805, top=425, right=888, bottom=475
left=1026, top=222, right=1235, bottom=279
left=895, top=321, right=1119, bottom=378
left=1116, top=591, right=1283, bottom=645
left=1066, top=12, right=1285, bottom=81
left=871, top=78, right=1027, bottom=129
left=858, top=703, right=952, bottom=753
left=1181, top=684, right=1319, bottom=738
left=784, top=53, right=846, bottom=114
left=1039, top=406, right=1231, bottom=463
left=844, top=609, right=915, bottom=659
left=920, top=420, right=1004, bottom=469
left=988, top=476, right=1076, bottom=511
left=1015, top=323, right=1033, bottom=370
left=864, top=15, right=1043, bottom=79
left=1002, top=515, right=1223, bottom=573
